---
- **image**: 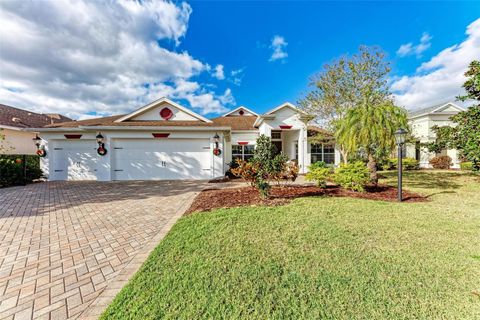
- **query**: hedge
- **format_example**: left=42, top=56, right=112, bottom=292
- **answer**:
left=0, top=155, right=43, bottom=188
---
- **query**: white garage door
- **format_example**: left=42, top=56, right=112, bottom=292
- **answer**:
left=112, top=138, right=211, bottom=180
left=50, top=140, right=99, bottom=180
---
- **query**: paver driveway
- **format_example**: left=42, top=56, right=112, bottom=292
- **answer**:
left=0, top=181, right=206, bottom=319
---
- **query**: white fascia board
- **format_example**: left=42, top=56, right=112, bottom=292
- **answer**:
left=79, top=126, right=231, bottom=131
left=231, top=129, right=259, bottom=133
left=264, top=102, right=309, bottom=116
left=24, top=127, right=84, bottom=132
left=431, top=102, right=466, bottom=113
left=409, top=102, right=466, bottom=120
left=222, top=106, right=259, bottom=117
left=115, top=97, right=212, bottom=123
left=0, top=124, right=23, bottom=131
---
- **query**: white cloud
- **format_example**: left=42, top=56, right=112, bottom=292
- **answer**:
left=392, top=19, right=480, bottom=109
left=397, top=32, right=432, bottom=58
left=213, top=64, right=225, bottom=80
left=0, top=0, right=234, bottom=118
left=182, top=88, right=234, bottom=115
left=229, top=68, right=245, bottom=86
left=269, top=35, right=288, bottom=62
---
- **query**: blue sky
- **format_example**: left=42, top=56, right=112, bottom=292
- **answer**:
left=0, top=1, right=479, bottom=119
left=181, top=1, right=479, bottom=113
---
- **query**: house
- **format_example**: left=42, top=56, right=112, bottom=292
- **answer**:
left=406, top=101, right=465, bottom=169
left=0, top=103, right=71, bottom=155
left=32, top=97, right=341, bottom=181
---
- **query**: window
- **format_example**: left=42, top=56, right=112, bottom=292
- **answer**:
left=271, top=130, right=281, bottom=140
left=323, top=145, right=335, bottom=164
left=311, top=144, right=335, bottom=164
left=232, top=145, right=254, bottom=161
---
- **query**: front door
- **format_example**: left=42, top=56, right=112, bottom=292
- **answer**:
left=273, top=141, right=282, bottom=155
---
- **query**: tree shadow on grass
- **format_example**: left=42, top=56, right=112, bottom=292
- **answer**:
left=424, top=190, right=458, bottom=198
left=383, top=170, right=463, bottom=190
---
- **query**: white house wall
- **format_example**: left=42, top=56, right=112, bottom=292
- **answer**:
left=258, top=107, right=309, bottom=173
left=0, top=128, right=37, bottom=155
left=409, top=113, right=461, bottom=168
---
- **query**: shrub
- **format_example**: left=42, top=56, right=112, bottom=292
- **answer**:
left=333, top=161, right=370, bottom=192
left=273, top=161, right=299, bottom=183
left=232, top=135, right=299, bottom=198
left=378, top=158, right=395, bottom=170
left=0, top=155, right=43, bottom=188
left=225, top=160, right=240, bottom=178
left=270, top=153, right=289, bottom=184
left=306, top=167, right=332, bottom=188
left=309, top=161, right=328, bottom=170
left=230, top=159, right=259, bottom=187
left=402, top=158, right=420, bottom=170
left=255, top=175, right=271, bottom=198
left=387, top=158, right=419, bottom=170
left=460, top=162, right=473, bottom=171
left=429, top=155, right=452, bottom=169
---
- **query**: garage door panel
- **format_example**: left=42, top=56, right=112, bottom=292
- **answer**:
left=50, top=140, right=99, bottom=181
left=112, top=139, right=211, bottom=180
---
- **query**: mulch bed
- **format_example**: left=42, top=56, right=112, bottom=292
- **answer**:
left=186, top=184, right=428, bottom=214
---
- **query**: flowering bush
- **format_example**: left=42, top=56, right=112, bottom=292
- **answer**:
left=230, top=160, right=259, bottom=187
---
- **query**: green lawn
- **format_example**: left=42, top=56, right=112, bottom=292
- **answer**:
left=102, top=171, right=480, bottom=319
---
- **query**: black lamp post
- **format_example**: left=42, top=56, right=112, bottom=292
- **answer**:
left=395, top=128, right=408, bottom=202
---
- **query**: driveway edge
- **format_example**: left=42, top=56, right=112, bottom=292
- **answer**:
left=78, top=191, right=198, bottom=319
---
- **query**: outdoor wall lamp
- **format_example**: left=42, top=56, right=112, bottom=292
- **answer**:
left=213, top=133, right=221, bottom=156
left=33, top=134, right=41, bottom=148
left=96, top=132, right=107, bottom=156
left=33, top=135, right=46, bottom=157
left=395, top=128, right=408, bottom=202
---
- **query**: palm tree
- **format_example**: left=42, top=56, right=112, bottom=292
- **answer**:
left=335, top=102, right=408, bottom=184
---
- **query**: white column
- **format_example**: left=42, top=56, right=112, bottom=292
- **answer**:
left=298, top=128, right=307, bottom=174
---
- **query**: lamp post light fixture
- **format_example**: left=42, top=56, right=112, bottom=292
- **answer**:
left=395, top=128, right=408, bottom=202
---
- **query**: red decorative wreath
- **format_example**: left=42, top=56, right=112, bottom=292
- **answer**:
left=97, top=145, right=107, bottom=156
left=36, top=148, right=47, bottom=157
left=213, top=148, right=222, bottom=156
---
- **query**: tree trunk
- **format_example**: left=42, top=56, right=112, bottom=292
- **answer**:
left=367, top=154, right=378, bottom=185
left=340, top=148, right=348, bottom=164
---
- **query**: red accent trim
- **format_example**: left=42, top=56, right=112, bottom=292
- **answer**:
left=239, top=109, right=245, bottom=116
left=160, top=107, right=173, bottom=120
left=279, top=125, right=292, bottom=129
left=238, top=141, right=248, bottom=145
left=152, top=133, right=170, bottom=138
left=64, top=134, right=82, bottom=139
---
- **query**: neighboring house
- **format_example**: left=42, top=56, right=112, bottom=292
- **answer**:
left=406, top=102, right=465, bottom=169
left=0, top=104, right=72, bottom=155
left=33, top=97, right=341, bottom=181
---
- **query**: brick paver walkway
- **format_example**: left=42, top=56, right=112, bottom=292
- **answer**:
left=0, top=181, right=204, bottom=319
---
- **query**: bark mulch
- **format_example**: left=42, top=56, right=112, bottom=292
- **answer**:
left=186, top=184, right=428, bottom=214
